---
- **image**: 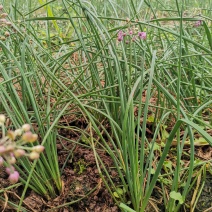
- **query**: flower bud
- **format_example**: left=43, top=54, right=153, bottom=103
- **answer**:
left=14, top=149, right=25, bottom=157
left=22, top=131, right=32, bottom=141
left=32, top=145, right=44, bottom=153
left=0, top=19, right=6, bottom=23
left=15, top=129, right=22, bottom=136
left=7, top=130, right=16, bottom=140
left=129, top=30, right=133, bottom=35
left=22, top=124, right=31, bottom=132
left=0, top=145, right=6, bottom=154
left=126, top=18, right=130, bottom=23
left=8, top=156, right=16, bottom=164
left=194, top=20, right=203, bottom=27
left=29, top=151, right=40, bottom=160
left=5, top=145, right=14, bottom=152
left=6, top=21, right=12, bottom=26
left=8, top=171, right=19, bottom=184
left=0, top=5, right=3, bottom=10
left=6, top=166, right=15, bottom=175
left=22, top=132, right=38, bottom=143
left=1, top=13, right=8, bottom=18
left=4, top=31, right=10, bottom=37
left=29, top=134, right=38, bottom=143
left=0, top=114, right=6, bottom=123
left=117, top=36, right=123, bottom=42
left=138, top=31, right=146, bottom=40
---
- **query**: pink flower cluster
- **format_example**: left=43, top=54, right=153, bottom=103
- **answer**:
left=0, top=114, right=45, bottom=184
left=117, top=29, right=146, bottom=43
left=138, top=31, right=146, bottom=39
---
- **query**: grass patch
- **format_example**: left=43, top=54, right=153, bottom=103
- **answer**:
left=0, top=0, right=211, bottom=211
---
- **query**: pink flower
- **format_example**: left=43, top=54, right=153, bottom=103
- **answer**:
left=0, top=145, right=6, bottom=154
left=29, top=151, right=40, bottom=160
left=117, top=30, right=124, bottom=42
left=138, top=32, right=146, bottom=40
left=129, top=29, right=133, bottom=35
left=8, top=171, right=19, bottom=184
left=14, top=149, right=26, bottom=157
left=194, top=20, right=203, bottom=27
left=0, top=18, right=7, bottom=23
left=117, top=36, right=123, bottom=42
left=118, top=30, right=123, bottom=36
left=6, top=166, right=15, bottom=174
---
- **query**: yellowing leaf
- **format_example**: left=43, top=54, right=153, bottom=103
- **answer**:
left=194, top=137, right=208, bottom=146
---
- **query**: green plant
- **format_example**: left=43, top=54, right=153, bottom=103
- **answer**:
left=0, top=0, right=211, bottom=211
left=0, top=1, right=63, bottom=208
left=57, top=0, right=211, bottom=211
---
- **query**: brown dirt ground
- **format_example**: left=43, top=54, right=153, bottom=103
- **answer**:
left=0, top=121, right=120, bottom=212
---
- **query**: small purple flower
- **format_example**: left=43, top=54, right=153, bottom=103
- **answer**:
left=138, top=31, right=146, bottom=40
left=118, top=30, right=123, bottom=36
left=8, top=171, right=19, bottom=184
left=117, top=30, right=124, bottom=42
left=117, top=35, right=123, bottom=42
left=129, top=29, right=133, bottom=35
left=194, top=20, right=203, bottom=27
